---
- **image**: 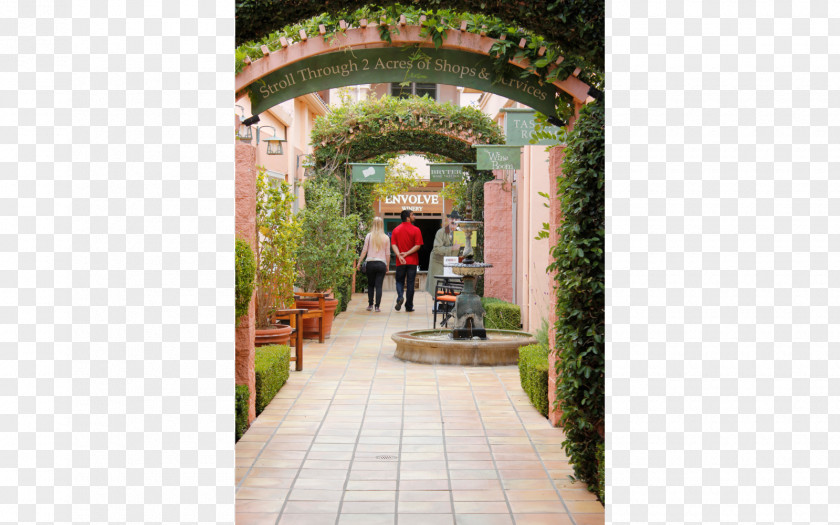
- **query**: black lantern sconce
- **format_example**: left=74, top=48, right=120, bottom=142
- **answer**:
left=257, top=124, right=287, bottom=155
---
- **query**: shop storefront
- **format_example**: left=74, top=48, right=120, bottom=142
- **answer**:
left=374, top=184, right=451, bottom=280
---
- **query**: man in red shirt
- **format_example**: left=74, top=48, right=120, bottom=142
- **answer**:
left=390, top=209, right=424, bottom=312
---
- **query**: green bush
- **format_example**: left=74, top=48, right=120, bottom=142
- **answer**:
left=549, top=100, right=605, bottom=494
left=297, top=178, right=359, bottom=296
left=235, top=238, right=256, bottom=325
left=518, top=344, right=549, bottom=417
left=235, top=383, right=250, bottom=442
left=254, top=345, right=291, bottom=415
left=481, top=297, right=521, bottom=330
left=597, top=442, right=605, bottom=504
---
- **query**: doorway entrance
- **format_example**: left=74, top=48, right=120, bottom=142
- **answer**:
left=384, top=216, right=441, bottom=272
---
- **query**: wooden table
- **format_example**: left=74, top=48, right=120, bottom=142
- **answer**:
left=268, top=308, right=307, bottom=371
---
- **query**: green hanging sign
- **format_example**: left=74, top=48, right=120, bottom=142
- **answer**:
left=501, top=108, right=563, bottom=146
left=349, top=163, right=386, bottom=183
left=248, top=47, right=559, bottom=118
left=429, top=163, right=470, bottom=182
left=474, top=145, right=522, bottom=170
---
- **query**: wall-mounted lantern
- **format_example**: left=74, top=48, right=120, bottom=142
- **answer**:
left=257, top=124, right=287, bottom=155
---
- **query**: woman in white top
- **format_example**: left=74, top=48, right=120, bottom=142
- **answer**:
left=358, top=216, right=392, bottom=311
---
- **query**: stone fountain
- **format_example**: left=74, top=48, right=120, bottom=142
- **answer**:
left=391, top=204, right=536, bottom=365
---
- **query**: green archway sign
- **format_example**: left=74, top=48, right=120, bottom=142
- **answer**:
left=249, top=47, right=558, bottom=118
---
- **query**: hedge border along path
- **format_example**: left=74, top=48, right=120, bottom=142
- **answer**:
left=254, top=344, right=292, bottom=415
left=518, top=343, right=549, bottom=417
left=481, top=297, right=521, bottom=330
left=235, top=384, right=250, bottom=442
left=548, top=99, right=605, bottom=496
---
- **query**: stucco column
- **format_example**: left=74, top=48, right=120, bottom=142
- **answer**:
left=235, top=141, right=257, bottom=423
left=482, top=175, right=513, bottom=302
left=547, top=145, right=566, bottom=427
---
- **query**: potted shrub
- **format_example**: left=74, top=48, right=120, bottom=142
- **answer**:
left=295, top=176, right=358, bottom=338
left=254, top=167, right=301, bottom=347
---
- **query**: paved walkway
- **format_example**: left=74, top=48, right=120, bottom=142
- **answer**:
left=235, top=290, right=604, bottom=525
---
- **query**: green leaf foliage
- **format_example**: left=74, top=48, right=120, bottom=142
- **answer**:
left=235, top=237, right=257, bottom=325
left=311, top=95, right=504, bottom=170
left=481, top=297, right=521, bottom=330
left=296, top=177, right=359, bottom=296
left=256, top=168, right=302, bottom=327
left=518, top=343, right=549, bottom=417
left=548, top=100, right=604, bottom=494
left=254, top=344, right=291, bottom=415
left=235, top=1, right=604, bottom=74
left=235, top=383, right=250, bottom=441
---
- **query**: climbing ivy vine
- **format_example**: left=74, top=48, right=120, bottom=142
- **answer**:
left=235, top=1, right=604, bottom=73
left=547, top=100, right=604, bottom=498
left=310, top=95, right=504, bottom=171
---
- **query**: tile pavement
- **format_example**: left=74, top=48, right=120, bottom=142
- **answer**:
left=236, top=290, right=604, bottom=524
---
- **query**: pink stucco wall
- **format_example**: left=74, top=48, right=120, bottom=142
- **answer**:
left=235, top=141, right=257, bottom=423
left=482, top=178, right=512, bottom=302
left=514, top=147, right=554, bottom=332
left=547, top=145, right=566, bottom=427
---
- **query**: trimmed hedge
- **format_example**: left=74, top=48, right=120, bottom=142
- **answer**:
left=235, top=383, right=250, bottom=442
left=597, top=442, right=605, bottom=504
left=518, top=343, right=550, bottom=417
left=254, top=345, right=291, bottom=415
left=481, top=297, right=521, bottom=330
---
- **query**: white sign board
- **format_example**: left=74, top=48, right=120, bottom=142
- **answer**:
left=443, top=256, right=459, bottom=277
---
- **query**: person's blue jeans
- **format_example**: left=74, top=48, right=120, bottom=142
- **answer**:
left=395, top=264, right=418, bottom=310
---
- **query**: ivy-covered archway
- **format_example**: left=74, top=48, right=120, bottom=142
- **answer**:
left=235, top=0, right=604, bottom=72
left=309, top=95, right=504, bottom=167
left=235, top=4, right=604, bottom=123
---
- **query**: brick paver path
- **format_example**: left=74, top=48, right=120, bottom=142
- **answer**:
left=236, top=290, right=605, bottom=525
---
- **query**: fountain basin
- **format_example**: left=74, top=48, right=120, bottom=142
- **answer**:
left=392, top=329, right=538, bottom=366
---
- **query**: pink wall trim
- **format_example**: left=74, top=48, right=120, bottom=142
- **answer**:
left=235, top=141, right=257, bottom=423
left=482, top=179, right=513, bottom=302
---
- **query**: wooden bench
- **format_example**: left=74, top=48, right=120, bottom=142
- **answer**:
left=294, top=292, right=327, bottom=344
left=267, top=308, right=306, bottom=371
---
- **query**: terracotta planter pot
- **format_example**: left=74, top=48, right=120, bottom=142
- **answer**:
left=254, top=324, right=293, bottom=347
left=295, top=297, right=339, bottom=339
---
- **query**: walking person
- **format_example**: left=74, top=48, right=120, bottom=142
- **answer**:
left=425, top=210, right=463, bottom=296
left=357, top=217, right=391, bottom=312
left=391, top=209, right=424, bottom=312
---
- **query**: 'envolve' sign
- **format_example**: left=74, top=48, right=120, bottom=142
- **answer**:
left=429, top=164, right=468, bottom=182
left=501, top=108, right=563, bottom=146
left=474, top=145, right=521, bottom=170
left=349, top=163, right=386, bottom=183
